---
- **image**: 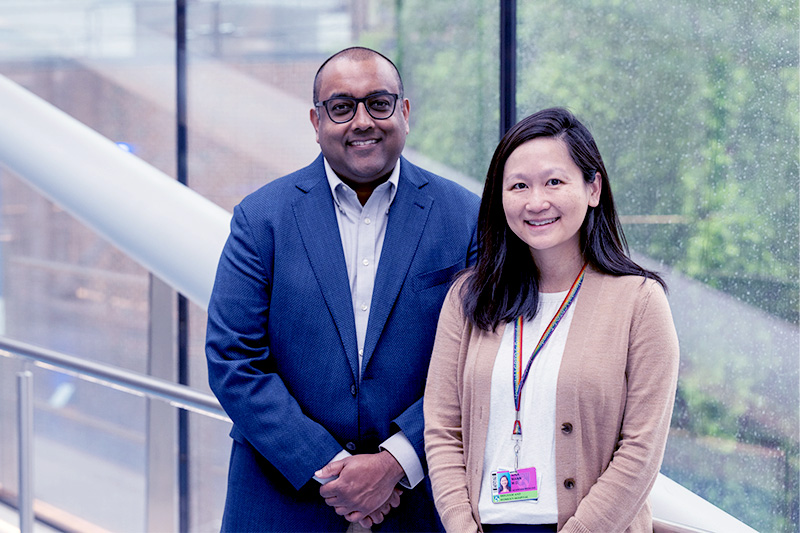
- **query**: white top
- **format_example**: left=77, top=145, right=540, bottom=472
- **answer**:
left=478, top=290, right=578, bottom=524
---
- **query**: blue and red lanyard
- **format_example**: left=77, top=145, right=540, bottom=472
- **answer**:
left=511, top=263, right=587, bottom=469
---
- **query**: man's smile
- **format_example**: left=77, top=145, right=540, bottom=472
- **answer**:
left=348, top=139, right=380, bottom=147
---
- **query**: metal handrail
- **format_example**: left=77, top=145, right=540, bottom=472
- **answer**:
left=0, top=336, right=228, bottom=420
left=2, top=335, right=229, bottom=533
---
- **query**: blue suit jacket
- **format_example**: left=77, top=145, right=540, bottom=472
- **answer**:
left=206, top=155, right=479, bottom=531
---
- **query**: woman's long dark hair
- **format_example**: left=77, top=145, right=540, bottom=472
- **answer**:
left=462, top=107, right=665, bottom=331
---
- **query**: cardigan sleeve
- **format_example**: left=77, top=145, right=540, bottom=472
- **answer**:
left=563, top=280, right=680, bottom=533
left=424, top=281, right=481, bottom=533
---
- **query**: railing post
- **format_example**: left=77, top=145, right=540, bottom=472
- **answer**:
left=17, top=370, right=34, bottom=533
left=146, top=275, right=179, bottom=532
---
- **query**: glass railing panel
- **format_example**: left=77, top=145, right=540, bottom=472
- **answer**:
left=30, top=364, right=147, bottom=532
left=187, top=412, right=232, bottom=532
left=0, top=169, right=152, bottom=518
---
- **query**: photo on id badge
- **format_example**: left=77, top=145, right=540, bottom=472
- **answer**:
left=491, top=467, right=539, bottom=503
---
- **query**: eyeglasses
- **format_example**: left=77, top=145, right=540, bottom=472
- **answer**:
left=315, top=92, right=400, bottom=124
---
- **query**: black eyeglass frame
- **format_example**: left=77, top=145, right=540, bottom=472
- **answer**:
left=314, top=92, right=402, bottom=124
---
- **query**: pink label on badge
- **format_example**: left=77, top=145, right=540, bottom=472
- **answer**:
left=492, top=467, right=538, bottom=502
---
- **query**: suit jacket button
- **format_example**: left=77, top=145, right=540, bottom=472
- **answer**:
left=350, top=384, right=357, bottom=396
left=564, top=478, right=575, bottom=489
left=346, top=442, right=357, bottom=451
left=561, top=422, right=573, bottom=434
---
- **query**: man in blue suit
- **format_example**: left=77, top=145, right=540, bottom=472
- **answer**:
left=206, top=47, right=479, bottom=532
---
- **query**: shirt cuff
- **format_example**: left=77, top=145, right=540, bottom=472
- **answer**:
left=313, top=449, right=351, bottom=485
left=380, top=432, right=424, bottom=489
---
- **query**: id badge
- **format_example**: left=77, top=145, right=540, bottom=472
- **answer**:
left=491, top=467, right=539, bottom=503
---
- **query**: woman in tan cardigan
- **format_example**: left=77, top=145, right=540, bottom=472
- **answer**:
left=424, top=108, right=679, bottom=533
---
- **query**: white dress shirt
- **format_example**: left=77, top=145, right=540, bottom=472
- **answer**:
left=315, top=158, right=424, bottom=489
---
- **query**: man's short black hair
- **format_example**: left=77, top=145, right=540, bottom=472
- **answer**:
left=313, top=46, right=404, bottom=104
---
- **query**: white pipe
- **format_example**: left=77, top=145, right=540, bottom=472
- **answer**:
left=652, top=473, right=758, bottom=532
left=0, top=74, right=231, bottom=310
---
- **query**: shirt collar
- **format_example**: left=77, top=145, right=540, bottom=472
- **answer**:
left=324, top=157, right=400, bottom=208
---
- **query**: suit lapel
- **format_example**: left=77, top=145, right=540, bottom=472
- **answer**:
left=292, top=157, right=360, bottom=381
left=362, top=159, right=432, bottom=371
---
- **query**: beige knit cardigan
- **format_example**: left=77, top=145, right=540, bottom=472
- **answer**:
left=424, top=267, right=680, bottom=533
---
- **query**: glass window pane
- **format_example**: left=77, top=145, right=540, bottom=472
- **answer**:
left=399, top=0, right=499, bottom=186
left=186, top=1, right=346, bottom=212
left=517, top=2, right=799, bottom=531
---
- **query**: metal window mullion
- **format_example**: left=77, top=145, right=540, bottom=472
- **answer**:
left=175, top=1, right=191, bottom=531
left=499, top=0, right=517, bottom=138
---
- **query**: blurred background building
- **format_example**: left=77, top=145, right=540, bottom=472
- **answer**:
left=0, top=1, right=797, bottom=532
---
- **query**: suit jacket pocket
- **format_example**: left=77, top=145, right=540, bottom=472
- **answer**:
left=413, top=262, right=462, bottom=292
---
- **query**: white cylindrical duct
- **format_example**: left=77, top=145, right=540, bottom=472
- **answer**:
left=0, top=74, right=231, bottom=310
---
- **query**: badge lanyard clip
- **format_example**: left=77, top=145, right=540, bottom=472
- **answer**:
left=512, top=416, right=522, bottom=470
